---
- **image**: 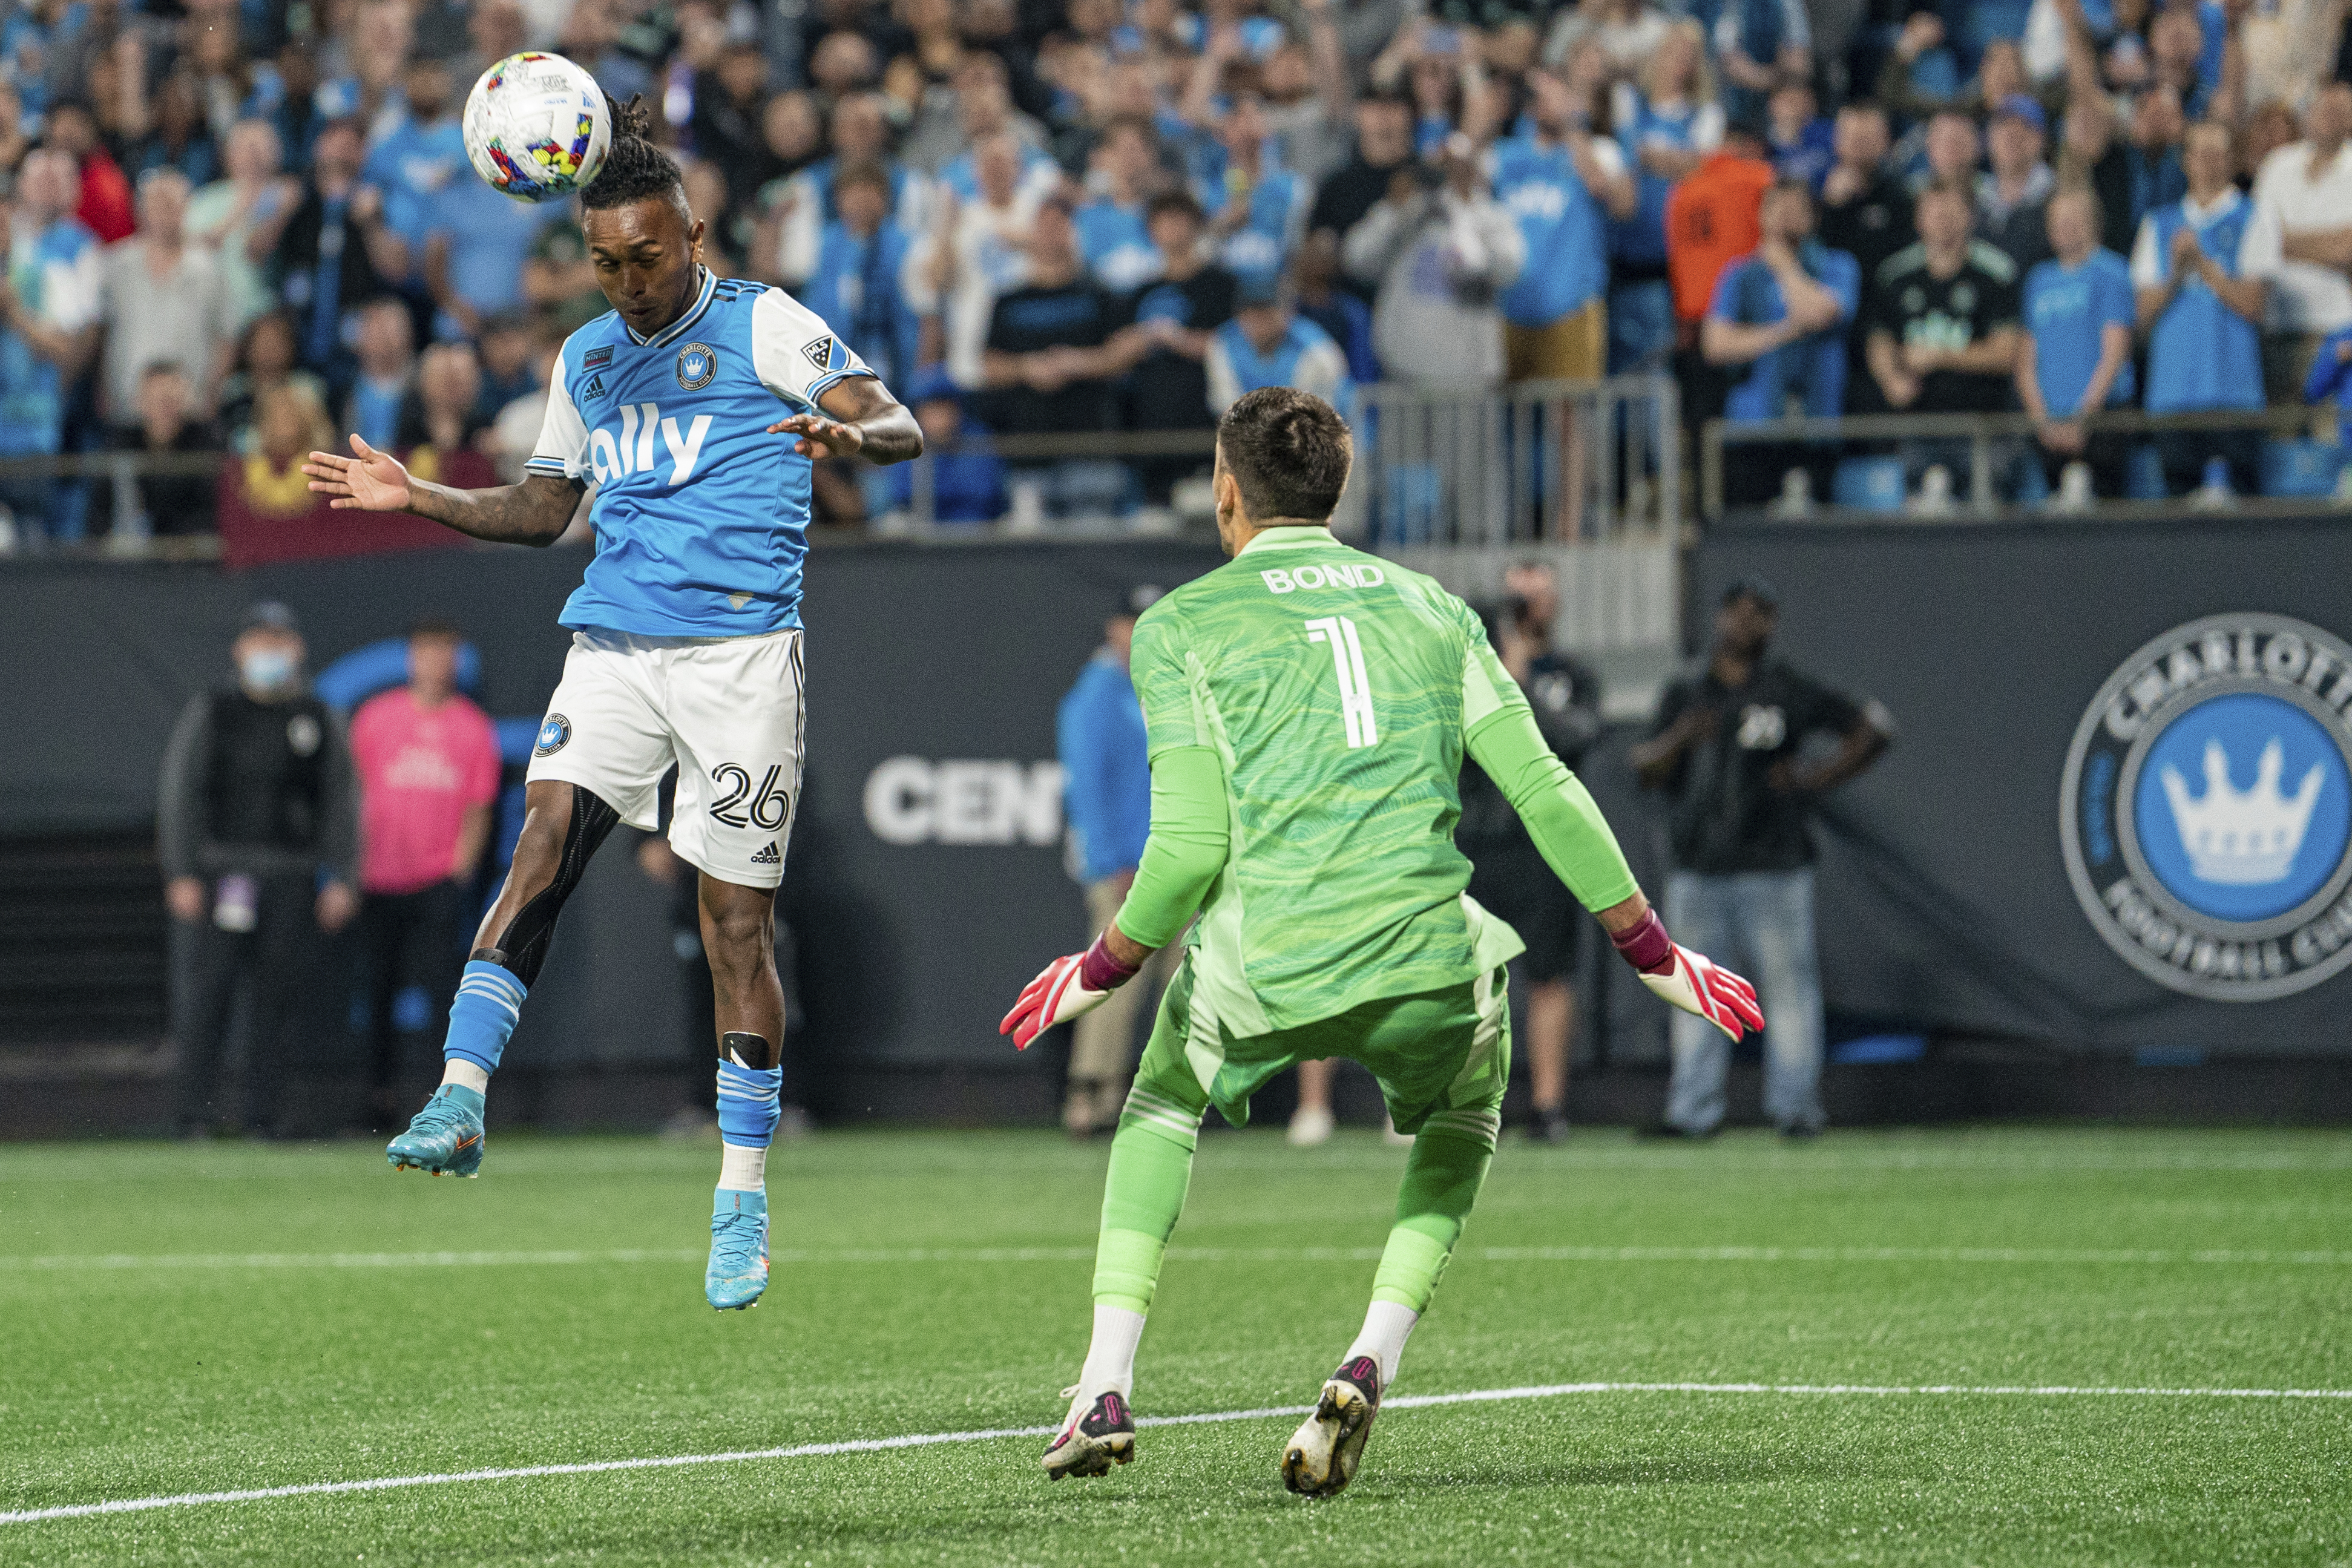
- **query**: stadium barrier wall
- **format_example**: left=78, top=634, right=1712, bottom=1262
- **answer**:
left=1695, top=512, right=2352, bottom=1054
left=0, top=539, right=1224, bottom=1084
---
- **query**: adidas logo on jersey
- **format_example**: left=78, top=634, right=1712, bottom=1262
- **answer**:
left=749, top=841, right=781, bottom=866
left=1261, top=562, right=1385, bottom=594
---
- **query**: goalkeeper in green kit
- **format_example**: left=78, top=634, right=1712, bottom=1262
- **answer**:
left=999, top=388, right=1764, bottom=1497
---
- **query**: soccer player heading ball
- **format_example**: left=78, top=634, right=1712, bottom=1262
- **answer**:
left=1002, top=387, right=1762, bottom=1496
left=303, top=96, right=922, bottom=1311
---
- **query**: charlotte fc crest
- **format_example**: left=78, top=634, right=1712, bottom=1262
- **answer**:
left=2061, top=614, right=2352, bottom=1000
left=676, top=341, right=717, bottom=390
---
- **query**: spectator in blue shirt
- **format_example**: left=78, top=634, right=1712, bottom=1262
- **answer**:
left=2302, top=323, right=2352, bottom=450
left=2017, top=186, right=2137, bottom=499
left=1609, top=23, right=1722, bottom=373
left=1206, top=275, right=1356, bottom=416
left=793, top=160, right=921, bottom=390
left=1074, top=116, right=1166, bottom=294
left=422, top=169, right=543, bottom=341
left=1493, top=62, right=1635, bottom=384
left=1290, top=229, right=1379, bottom=385
left=1702, top=177, right=1859, bottom=505
left=2132, top=119, right=2281, bottom=497
left=1713, top=0, right=1811, bottom=128
left=0, top=168, right=101, bottom=537
left=1767, top=80, right=1836, bottom=190
left=360, top=57, right=467, bottom=288
left=341, top=296, right=415, bottom=455
left=1200, top=94, right=1312, bottom=294
left=1055, top=585, right=1178, bottom=1138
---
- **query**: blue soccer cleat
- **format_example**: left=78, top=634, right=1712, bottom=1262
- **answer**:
left=706, top=1189, right=769, bottom=1310
left=385, top=1086, right=486, bottom=1178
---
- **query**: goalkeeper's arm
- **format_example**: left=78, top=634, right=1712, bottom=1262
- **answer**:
left=1460, top=643, right=1641, bottom=919
left=1459, top=637, right=1764, bottom=1042
left=997, top=748, right=1226, bottom=1046
left=1099, top=746, right=1229, bottom=964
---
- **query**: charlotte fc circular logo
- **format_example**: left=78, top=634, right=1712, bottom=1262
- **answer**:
left=676, top=342, right=716, bottom=390
left=2061, top=614, right=2352, bottom=1000
left=534, top=713, right=571, bottom=756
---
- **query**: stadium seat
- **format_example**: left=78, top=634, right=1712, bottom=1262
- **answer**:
left=2124, top=444, right=2169, bottom=500
left=2260, top=439, right=2346, bottom=498
left=1832, top=457, right=1907, bottom=511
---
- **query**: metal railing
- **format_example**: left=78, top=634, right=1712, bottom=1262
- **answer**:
left=1354, top=375, right=1680, bottom=546
left=0, top=379, right=1690, bottom=551
left=1700, top=407, right=2344, bottom=522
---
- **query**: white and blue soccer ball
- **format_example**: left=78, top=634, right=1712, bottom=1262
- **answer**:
left=462, top=51, right=612, bottom=203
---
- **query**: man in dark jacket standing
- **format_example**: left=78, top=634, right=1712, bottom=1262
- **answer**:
left=1631, top=580, right=1890, bottom=1139
left=159, top=602, right=360, bottom=1136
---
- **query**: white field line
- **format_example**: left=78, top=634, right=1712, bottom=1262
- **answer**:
left=7, top=1243, right=2352, bottom=1272
left=5, top=1379, right=2348, bottom=1527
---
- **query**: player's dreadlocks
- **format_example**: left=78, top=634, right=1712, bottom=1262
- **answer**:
left=580, top=94, right=688, bottom=213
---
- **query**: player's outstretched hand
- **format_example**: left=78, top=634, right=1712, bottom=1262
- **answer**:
left=303, top=435, right=414, bottom=511
left=999, top=951, right=1113, bottom=1051
left=1611, top=910, right=1766, bottom=1043
left=768, top=412, right=864, bottom=459
left=1639, top=943, right=1765, bottom=1043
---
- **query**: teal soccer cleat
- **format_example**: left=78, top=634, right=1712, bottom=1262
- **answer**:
left=385, top=1086, right=486, bottom=1177
left=706, top=1190, right=769, bottom=1310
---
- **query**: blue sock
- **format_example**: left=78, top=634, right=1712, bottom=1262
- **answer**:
left=715, top=1060, right=783, bottom=1191
left=444, top=961, right=527, bottom=1075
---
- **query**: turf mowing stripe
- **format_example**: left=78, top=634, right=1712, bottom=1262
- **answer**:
left=10, top=1244, right=2352, bottom=1271
left=6, top=1380, right=2348, bottom=1526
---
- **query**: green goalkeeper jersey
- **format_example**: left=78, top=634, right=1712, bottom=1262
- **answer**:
left=1129, top=526, right=1543, bottom=1035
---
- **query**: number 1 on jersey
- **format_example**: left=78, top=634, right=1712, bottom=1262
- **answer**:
left=1304, top=616, right=1378, bottom=749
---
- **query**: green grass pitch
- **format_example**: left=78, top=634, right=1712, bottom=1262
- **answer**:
left=4, top=1126, right=2348, bottom=1565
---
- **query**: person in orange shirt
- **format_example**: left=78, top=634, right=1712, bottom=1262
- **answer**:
left=1667, top=118, right=1775, bottom=426
left=1666, top=119, right=1776, bottom=330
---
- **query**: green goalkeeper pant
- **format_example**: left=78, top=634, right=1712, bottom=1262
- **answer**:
left=1093, top=953, right=1511, bottom=1319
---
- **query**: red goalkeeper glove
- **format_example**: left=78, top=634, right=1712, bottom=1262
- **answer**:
left=1000, top=932, right=1142, bottom=1051
left=1611, top=909, right=1766, bottom=1042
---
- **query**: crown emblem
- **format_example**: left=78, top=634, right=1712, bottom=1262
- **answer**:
left=2160, top=738, right=2324, bottom=885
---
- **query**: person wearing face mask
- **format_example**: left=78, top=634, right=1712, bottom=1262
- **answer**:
left=157, top=601, right=360, bottom=1138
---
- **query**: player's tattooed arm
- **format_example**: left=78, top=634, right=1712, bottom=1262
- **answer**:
left=767, top=374, right=925, bottom=465
left=303, top=436, right=584, bottom=545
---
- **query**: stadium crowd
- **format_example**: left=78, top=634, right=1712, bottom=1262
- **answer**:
left=2, top=0, right=2350, bottom=537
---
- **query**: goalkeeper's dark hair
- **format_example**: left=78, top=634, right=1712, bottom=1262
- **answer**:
left=1215, top=386, right=1352, bottom=524
left=580, top=94, right=688, bottom=215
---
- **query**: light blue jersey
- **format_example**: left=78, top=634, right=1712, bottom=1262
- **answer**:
left=2023, top=248, right=2136, bottom=416
left=527, top=269, right=875, bottom=638
left=1490, top=133, right=1620, bottom=328
left=2130, top=188, right=2279, bottom=414
left=1206, top=313, right=1353, bottom=418
left=1075, top=197, right=1161, bottom=292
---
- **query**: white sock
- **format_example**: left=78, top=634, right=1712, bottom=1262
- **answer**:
left=441, top=1060, right=490, bottom=1095
left=1345, top=1300, right=1419, bottom=1388
left=1076, top=1304, right=1146, bottom=1402
left=717, top=1143, right=767, bottom=1192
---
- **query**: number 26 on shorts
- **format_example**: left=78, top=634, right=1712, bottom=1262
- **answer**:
left=1305, top=616, right=1378, bottom=750
left=709, top=763, right=792, bottom=830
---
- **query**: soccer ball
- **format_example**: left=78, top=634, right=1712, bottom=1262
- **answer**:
left=463, top=51, right=611, bottom=203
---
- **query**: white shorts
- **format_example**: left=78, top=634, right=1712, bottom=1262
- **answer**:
left=526, top=626, right=805, bottom=889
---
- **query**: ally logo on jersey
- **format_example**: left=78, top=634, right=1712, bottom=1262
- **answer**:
left=525, top=272, right=877, bottom=638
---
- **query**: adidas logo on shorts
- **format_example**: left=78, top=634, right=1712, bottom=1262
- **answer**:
left=749, top=842, right=781, bottom=866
